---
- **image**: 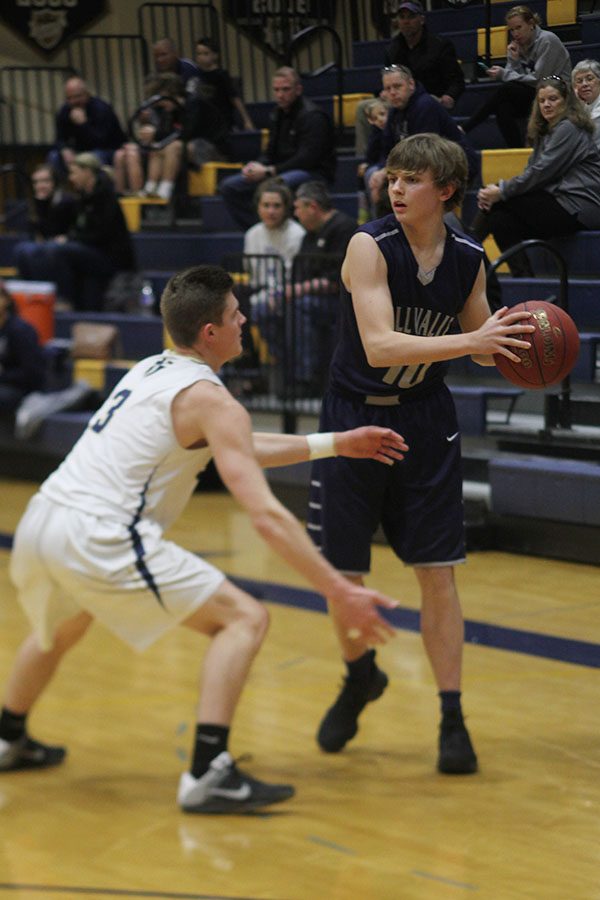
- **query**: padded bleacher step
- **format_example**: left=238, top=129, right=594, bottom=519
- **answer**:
left=490, top=454, right=600, bottom=525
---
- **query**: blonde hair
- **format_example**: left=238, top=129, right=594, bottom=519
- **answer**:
left=365, top=98, right=388, bottom=120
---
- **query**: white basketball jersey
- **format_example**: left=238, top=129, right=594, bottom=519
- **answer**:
left=41, top=350, right=224, bottom=531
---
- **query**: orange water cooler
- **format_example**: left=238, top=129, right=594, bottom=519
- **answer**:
left=4, top=279, right=56, bottom=344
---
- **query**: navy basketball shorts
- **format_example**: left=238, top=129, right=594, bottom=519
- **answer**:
left=307, top=383, right=466, bottom=574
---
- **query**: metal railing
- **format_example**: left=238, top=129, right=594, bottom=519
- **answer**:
left=0, top=66, right=76, bottom=146
left=66, top=35, right=149, bottom=135
left=220, top=250, right=344, bottom=431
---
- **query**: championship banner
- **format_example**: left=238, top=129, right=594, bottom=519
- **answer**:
left=0, top=1, right=108, bottom=55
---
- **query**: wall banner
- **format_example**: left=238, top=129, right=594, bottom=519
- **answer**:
left=0, top=1, right=108, bottom=55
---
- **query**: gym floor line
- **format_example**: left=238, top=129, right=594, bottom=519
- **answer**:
left=1, top=530, right=599, bottom=670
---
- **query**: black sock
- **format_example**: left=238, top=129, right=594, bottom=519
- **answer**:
left=439, top=691, right=463, bottom=719
left=191, top=724, right=230, bottom=778
left=0, top=707, right=27, bottom=743
left=346, top=649, right=376, bottom=682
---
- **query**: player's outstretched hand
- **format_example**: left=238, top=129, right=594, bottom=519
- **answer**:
left=335, top=426, right=408, bottom=466
left=475, top=306, right=535, bottom=363
left=329, top=581, right=397, bottom=646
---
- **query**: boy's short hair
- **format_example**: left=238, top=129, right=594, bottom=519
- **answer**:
left=294, top=180, right=332, bottom=211
left=160, top=265, right=233, bottom=348
left=386, top=133, right=468, bottom=211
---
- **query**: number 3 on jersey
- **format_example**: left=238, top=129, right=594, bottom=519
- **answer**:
left=90, top=389, right=132, bottom=433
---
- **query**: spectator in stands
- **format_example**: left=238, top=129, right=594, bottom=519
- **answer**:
left=357, top=99, right=389, bottom=184
left=219, top=67, right=337, bottom=230
left=293, top=181, right=356, bottom=284
left=289, top=181, right=357, bottom=391
left=244, top=179, right=305, bottom=276
left=354, top=0, right=465, bottom=156
left=18, top=153, right=135, bottom=311
left=572, top=60, right=600, bottom=147
left=114, top=73, right=230, bottom=200
left=14, top=166, right=77, bottom=278
left=366, top=65, right=479, bottom=214
left=386, top=1, right=465, bottom=109
left=26, top=165, right=76, bottom=239
left=0, top=283, right=46, bottom=413
left=461, top=5, right=571, bottom=148
left=243, top=179, right=305, bottom=372
left=48, top=77, right=126, bottom=176
left=474, top=76, right=600, bottom=277
left=190, top=37, right=255, bottom=131
left=152, top=37, right=200, bottom=91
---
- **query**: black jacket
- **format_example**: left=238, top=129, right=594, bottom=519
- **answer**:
left=55, top=96, right=126, bottom=152
left=71, top=172, right=136, bottom=272
left=385, top=26, right=465, bottom=104
left=262, top=96, right=336, bottom=182
left=29, top=192, right=77, bottom=240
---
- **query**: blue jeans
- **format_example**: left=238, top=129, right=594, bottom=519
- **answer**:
left=15, top=240, right=115, bottom=310
left=220, top=169, right=317, bottom=230
left=47, top=147, right=116, bottom=177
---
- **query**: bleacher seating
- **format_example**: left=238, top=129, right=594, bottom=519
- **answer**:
left=490, top=455, right=600, bottom=526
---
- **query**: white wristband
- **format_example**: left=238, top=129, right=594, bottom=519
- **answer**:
left=307, top=432, right=336, bottom=461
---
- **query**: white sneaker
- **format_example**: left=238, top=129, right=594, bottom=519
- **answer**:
left=177, top=751, right=295, bottom=814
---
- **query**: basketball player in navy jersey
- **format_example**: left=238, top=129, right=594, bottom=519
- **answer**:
left=308, top=133, right=534, bottom=773
left=0, top=265, right=409, bottom=814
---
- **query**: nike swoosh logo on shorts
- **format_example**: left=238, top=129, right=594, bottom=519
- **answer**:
left=446, top=432, right=460, bottom=442
left=211, top=783, right=252, bottom=801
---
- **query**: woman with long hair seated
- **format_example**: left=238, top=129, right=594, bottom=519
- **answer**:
left=473, top=75, right=600, bottom=276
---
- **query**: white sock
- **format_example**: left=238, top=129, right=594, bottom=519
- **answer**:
left=156, top=180, right=174, bottom=200
left=143, top=180, right=157, bottom=195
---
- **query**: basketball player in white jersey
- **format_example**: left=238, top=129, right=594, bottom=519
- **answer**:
left=0, top=265, right=408, bottom=814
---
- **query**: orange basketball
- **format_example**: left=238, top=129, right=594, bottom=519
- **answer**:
left=494, top=301, right=580, bottom=390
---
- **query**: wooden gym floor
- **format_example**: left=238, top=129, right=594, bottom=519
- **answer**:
left=0, top=479, right=599, bottom=900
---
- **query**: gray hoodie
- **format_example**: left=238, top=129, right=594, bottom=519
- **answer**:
left=501, top=25, right=571, bottom=85
left=500, top=118, right=600, bottom=227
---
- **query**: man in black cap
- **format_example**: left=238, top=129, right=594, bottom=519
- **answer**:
left=386, top=1, right=465, bottom=111
left=355, top=0, right=465, bottom=156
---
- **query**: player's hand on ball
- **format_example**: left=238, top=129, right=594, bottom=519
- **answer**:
left=329, top=581, right=397, bottom=646
left=475, top=306, right=535, bottom=362
left=335, top=426, right=409, bottom=465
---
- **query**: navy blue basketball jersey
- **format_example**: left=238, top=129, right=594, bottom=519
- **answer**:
left=328, top=214, right=484, bottom=399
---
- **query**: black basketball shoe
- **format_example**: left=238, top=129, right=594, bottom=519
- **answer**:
left=317, top=657, right=389, bottom=753
left=438, top=711, right=478, bottom=774
left=178, top=752, right=295, bottom=814
left=0, top=735, right=67, bottom=771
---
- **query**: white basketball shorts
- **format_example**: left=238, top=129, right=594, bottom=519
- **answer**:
left=10, top=493, right=225, bottom=652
